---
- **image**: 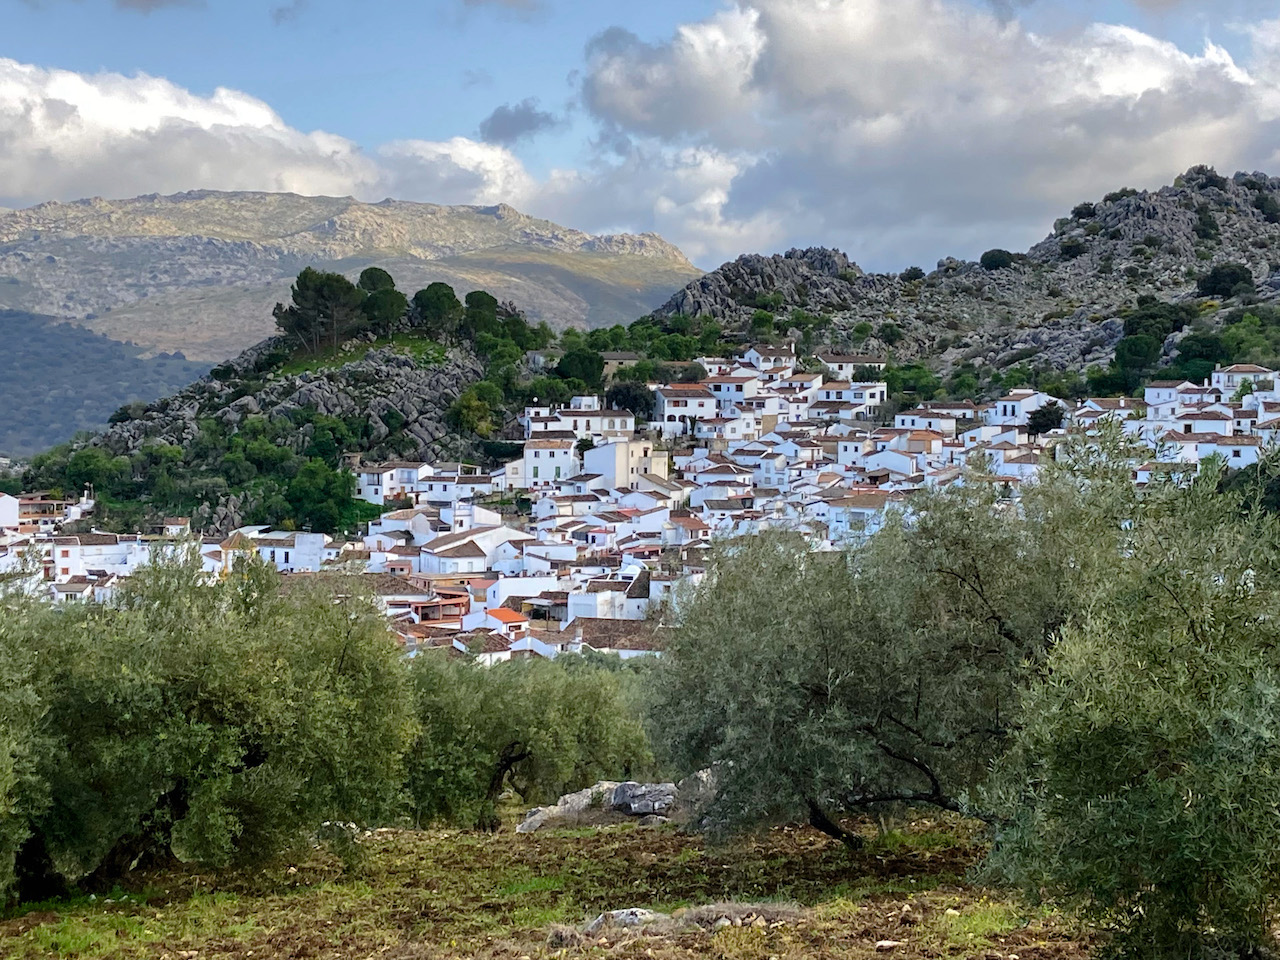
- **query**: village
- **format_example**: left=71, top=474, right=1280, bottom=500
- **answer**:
left=3, top=345, right=1277, bottom=663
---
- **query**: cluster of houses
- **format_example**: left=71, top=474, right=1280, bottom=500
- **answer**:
left=4, top=344, right=1278, bottom=664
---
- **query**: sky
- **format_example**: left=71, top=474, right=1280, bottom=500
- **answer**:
left=3, top=0, right=1280, bottom=271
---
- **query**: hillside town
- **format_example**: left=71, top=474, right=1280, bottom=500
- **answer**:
left=4, top=346, right=1278, bottom=662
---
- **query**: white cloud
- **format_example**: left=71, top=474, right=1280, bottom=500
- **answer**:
left=5, top=5, right=1280, bottom=273
left=579, top=0, right=1280, bottom=268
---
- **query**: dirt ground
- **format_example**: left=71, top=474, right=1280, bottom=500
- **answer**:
left=0, top=816, right=1091, bottom=960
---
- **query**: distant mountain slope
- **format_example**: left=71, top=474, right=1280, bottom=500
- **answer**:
left=0, top=191, right=703, bottom=361
left=655, top=166, right=1280, bottom=373
left=0, top=311, right=209, bottom=456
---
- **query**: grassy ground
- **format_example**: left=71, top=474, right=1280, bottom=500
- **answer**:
left=279, top=335, right=447, bottom=376
left=0, top=816, right=1090, bottom=960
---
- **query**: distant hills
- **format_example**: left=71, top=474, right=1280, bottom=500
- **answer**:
left=0, top=191, right=702, bottom=456
left=0, top=310, right=209, bottom=457
left=0, top=191, right=702, bottom=362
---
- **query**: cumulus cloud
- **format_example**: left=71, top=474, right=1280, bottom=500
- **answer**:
left=0, top=58, right=534, bottom=211
left=478, top=98, right=559, bottom=145
left=578, top=0, right=1280, bottom=267
left=7, top=2, right=1280, bottom=272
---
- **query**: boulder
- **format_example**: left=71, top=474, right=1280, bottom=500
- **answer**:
left=611, top=781, right=678, bottom=816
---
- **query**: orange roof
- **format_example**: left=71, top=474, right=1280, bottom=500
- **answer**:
left=486, top=607, right=530, bottom=624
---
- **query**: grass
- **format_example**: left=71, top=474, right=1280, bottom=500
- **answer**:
left=0, top=817, right=1089, bottom=960
left=279, top=333, right=447, bottom=376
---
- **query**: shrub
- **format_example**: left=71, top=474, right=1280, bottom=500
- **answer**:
left=404, top=656, right=651, bottom=830
left=1059, top=238, right=1086, bottom=260
left=652, top=437, right=1141, bottom=845
left=1254, top=192, right=1280, bottom=224
left=1103, top=187, right=1139, bottom=203
left=1193, top=204, right=1220, bottom=241
left=900, top=266, right=926, bottom=282
left=980, top=249, right=1015, bottom=271
left=1, top=555, right=414, bottom=901
left=986, top=475, right=1280, bottom=959
left=1072, top=202, right=1097, bottom=220
left=1197, top=263, right=1255, bottom=299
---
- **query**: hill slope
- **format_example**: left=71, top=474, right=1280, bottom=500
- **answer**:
left=657, top=166, right=1280, bottom=374
left=0, top=191, right=703, bottom=361
left=0, top=310, right=209, bottom=456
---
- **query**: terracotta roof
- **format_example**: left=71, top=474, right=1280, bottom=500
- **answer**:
left=486, top=607, right=529, bottom=624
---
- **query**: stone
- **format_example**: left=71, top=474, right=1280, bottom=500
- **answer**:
left=583, top=908, right=668, bottom=936
left=875, top=940, right=904, bottom=952
left=611, top=781, right=678, bottom=816
left=637, top=815, right=670, bottom=827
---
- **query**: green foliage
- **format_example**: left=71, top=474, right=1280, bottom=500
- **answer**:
left=605, top=381, right=656, bottom=420
left=272, top=268, right=369, bottom=354
left=1059, top=237, right=1086, bottom=260
left=900, top=266, right=926, bottom=282
left=1193, top=204, right=1220, bottom=242
left=1072, top=202, right=1097, bottom=219
left=980, top=249, right=1014, bottom=271
left=1197, top=262, right=1254, bottom=298
left=556, top=348, right=605, bottom=389
left=404, top=656, right=652, bottom=830
left=357, top=267, right=396, bottom=293
left=448, top=386, right=500, bottom=438
left=1254, top=192, right=1280, bottom=224
left=412, top=283, right=464, bottom=341
left=1121, top=296, right=1195, bottom=341
left=654, top=436, right=1141, bottom=841
left=750, top=310, right=775, bottom=337
left=884, top=363, right=940, bottom=401
left=1025, top=402, right=1063, bottom=437
left=877, top=322, right=903, bottom=346
left=360, top=288, right=408, bottom=337
left=986, top=469, right=1280, bottom=959
left=0, top=554, right=414, bottom=901
left=1103, top=188, right=1139, bottom=203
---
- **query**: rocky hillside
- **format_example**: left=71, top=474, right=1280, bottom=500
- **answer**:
left=0, top=191, right=702, bottom=361
left=658, top=166, right=1280, bottom=373
left=65, top=335, right=486, bottom=533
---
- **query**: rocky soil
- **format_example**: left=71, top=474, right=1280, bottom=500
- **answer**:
left=658, top=166, right=1280, bottom=373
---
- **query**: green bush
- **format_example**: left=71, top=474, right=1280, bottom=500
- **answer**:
left=651, top=437, right=1139, bottom=844
left=404, top=656, right=652, bottom=830
left=0, top=555, right=414, bottom=902
left=1059, top=238, right=1086, bottom=260
left=900, top=266, right=926, bottom=282
left=980, top=249, right=1015, bottom=271
left=986, top=473, right=1280, bottom=959
left=1197, top=263, right=1254, bottom=299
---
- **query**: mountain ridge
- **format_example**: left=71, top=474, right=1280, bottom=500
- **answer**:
left=653, top=165, right=1280, bottom=378
left=0, top=190, right=702, bottom=361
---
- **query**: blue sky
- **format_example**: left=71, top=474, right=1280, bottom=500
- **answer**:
left=3, top=0, right=1279, bottom=269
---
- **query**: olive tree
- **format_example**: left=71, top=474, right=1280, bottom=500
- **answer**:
left=2, top=553, right=415, bottom=901
left=652, top=427, right=1140, bottom=845
left=985, top=466, right=1280, bottom=959
left=404, top=655, right=652, bottom=830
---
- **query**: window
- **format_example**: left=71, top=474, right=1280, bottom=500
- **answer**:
left=283, top=551, right=290, bottom=563
left=1233, top=450, right=1242, bottom=458
left=533, top=466, right=539, bottom=479
left=60, top=567, right=69, bottom=576
left=60, top=549, right=69, bottom=558
left=533, top=450, right=540, bottom=458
